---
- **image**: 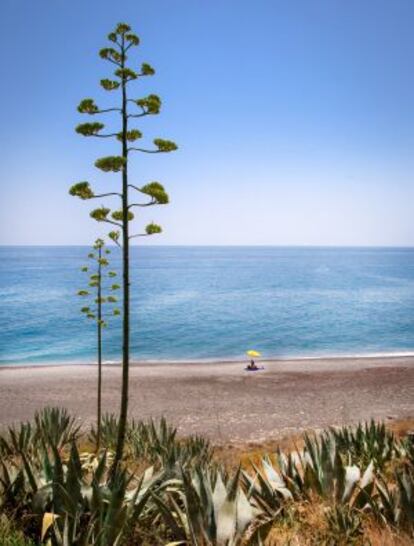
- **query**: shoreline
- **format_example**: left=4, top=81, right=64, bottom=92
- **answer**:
left=2, top=351, right=414, bottom=370
left=1, top=355, right=413, bottom=442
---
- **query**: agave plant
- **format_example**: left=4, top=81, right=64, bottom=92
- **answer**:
left=0, top=408, right=80, bottom=462
left=129, top=417, right=178, bottom=461
left=89, top=413, right=120, bottom=451
left=400, top=434, right=414, bottom=467
left=0, top=421, right=35, bottom=459
left=328, top=420, right=397, bottom=470
left=0, top=514, right=35, bottom=546
left=372, top=464, right=414, bottom=535
left=151, top=466, right=271, bottom=545
left=243, top=435, right=375, bottom=514
left=33, top=407, right=80, bottom=451
left=47, top=467, right=152, bottom=546
left=128, top=417, right=214, bottom=469
left=0, top=435, right=160, bottom=545
left=322, top=504, right=364, bottom=545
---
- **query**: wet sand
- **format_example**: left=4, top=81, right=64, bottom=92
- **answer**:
left=0, top=356, right=413, bottom=443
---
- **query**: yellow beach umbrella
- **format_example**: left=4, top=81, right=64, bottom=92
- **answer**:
left=246, top=350, right=261, bottom=357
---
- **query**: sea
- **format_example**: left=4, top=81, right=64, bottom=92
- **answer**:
left=0, top=246, right=413, bottom=365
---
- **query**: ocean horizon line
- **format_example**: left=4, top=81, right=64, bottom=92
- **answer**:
left=1, top=244, right=414, bottom=249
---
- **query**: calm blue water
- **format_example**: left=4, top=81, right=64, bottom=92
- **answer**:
left=0, top=246, right=413, bottom=365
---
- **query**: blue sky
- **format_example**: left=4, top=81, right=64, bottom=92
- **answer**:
left=1, top=0, right=413, bottom=246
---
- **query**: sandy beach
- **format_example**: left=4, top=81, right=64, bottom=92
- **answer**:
left=0, top=356, right=413, bottom=444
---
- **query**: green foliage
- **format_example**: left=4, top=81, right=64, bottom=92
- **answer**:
left=125, top=33, right=139, bottom=45
left=2, top=412, right=414, bottom=546
left=0, top=406, right=80, bottom=459
left=152, top=466, right=268, bottom=545
left=116, top=129, right=142, bottom=142
left=100, top=78, right=120, bottom=91
left=111, top=283, right=120, bottom=290
left=373, top=464, right=414, bottom=534
left=115, top=67, right=137, bottom=81
left=113, top=309, right=121, bottom=316
left=99, top=47, right=122, bottom=63
left=0, top=430, right=156, bottom=545
left=81, top=266, right=88, bottom=272
left=78, top=290, right=89, bottom=296
left=76, top=122, right=105, bottom=136
left=328, top=420, right=397, bottom=470
left=69, top=181, right=94, bottom=200
left=0, top=421, right=34, bottom=459
left=33, top=407, right=80, bottom=450
left=78, top=241, right=119, bottom=332
left=115, top=22, right=131, bottom=34
left=77, top=98, right=99, bottom=114
left=243, top=433, right=376, bottom=515
left=89, top=413, right=120, bottom=449
left=323, top=505, right=364, bottom=545
left=135, top=94, right=161, bottom=114
left=90, top=207, right=110, bottom=222
left=108, top=231, right=120, bottom=245
left=140, top=181, right=169, bottom=204
left=146, top=222, right=162, bottom=235
left=112, top=209, right=134, bottom=221
left=94, top=238, right=105, bottom=249
left=0, top=515, right=35, bottom=546
left=153, top=138, right=178, bottom=152
left=141, top=62, right=155, bottom=75
left=94, top=156, right=125, bottom=172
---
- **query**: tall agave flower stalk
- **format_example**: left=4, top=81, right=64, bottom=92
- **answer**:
left=78, top=239, right=120, bottom=451
left=69, top=22, right=177, bottom=472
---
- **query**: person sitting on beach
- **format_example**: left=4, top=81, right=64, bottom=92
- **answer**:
left=247, top=359, right=258, bottom=370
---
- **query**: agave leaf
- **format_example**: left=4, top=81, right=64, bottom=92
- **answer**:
left=33, top=484, right=53, bottom=514
left=249, top=518, right=274, bottom=545
left=102, top=473, right=128, bottom=545
left=342, top=465, right=361, bottom=503
left=151, top=491, right=187, bottom=541
left=181, top=468, right=205, bottom=542
left=216, top=495, right=237, bottom=545
left=360, top=461, right=374, bottom=489
left=352, top=461, right=375, bottom=509
left=94, top=450, right=107, bottom=484
left=42, top=512, right=59, bottom=541
left=22, top=451, right=39, bottom=493
left=262, top=458, right=287, bottom=491
left=213, top=473, right=227, bottom=515
left=236, top=487, right=253, bottom=533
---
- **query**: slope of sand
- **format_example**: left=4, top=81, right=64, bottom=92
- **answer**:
left=0, top=356, right=413, bottom=443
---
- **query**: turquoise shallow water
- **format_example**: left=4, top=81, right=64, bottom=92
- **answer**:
left=0, top=246, right=413, bottom=365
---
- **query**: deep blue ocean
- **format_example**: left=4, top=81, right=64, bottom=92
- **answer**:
left=0, top=246, right=413, bottom=365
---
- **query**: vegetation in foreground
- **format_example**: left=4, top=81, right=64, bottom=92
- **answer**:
left=1, top=408, right=413, bottom=545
